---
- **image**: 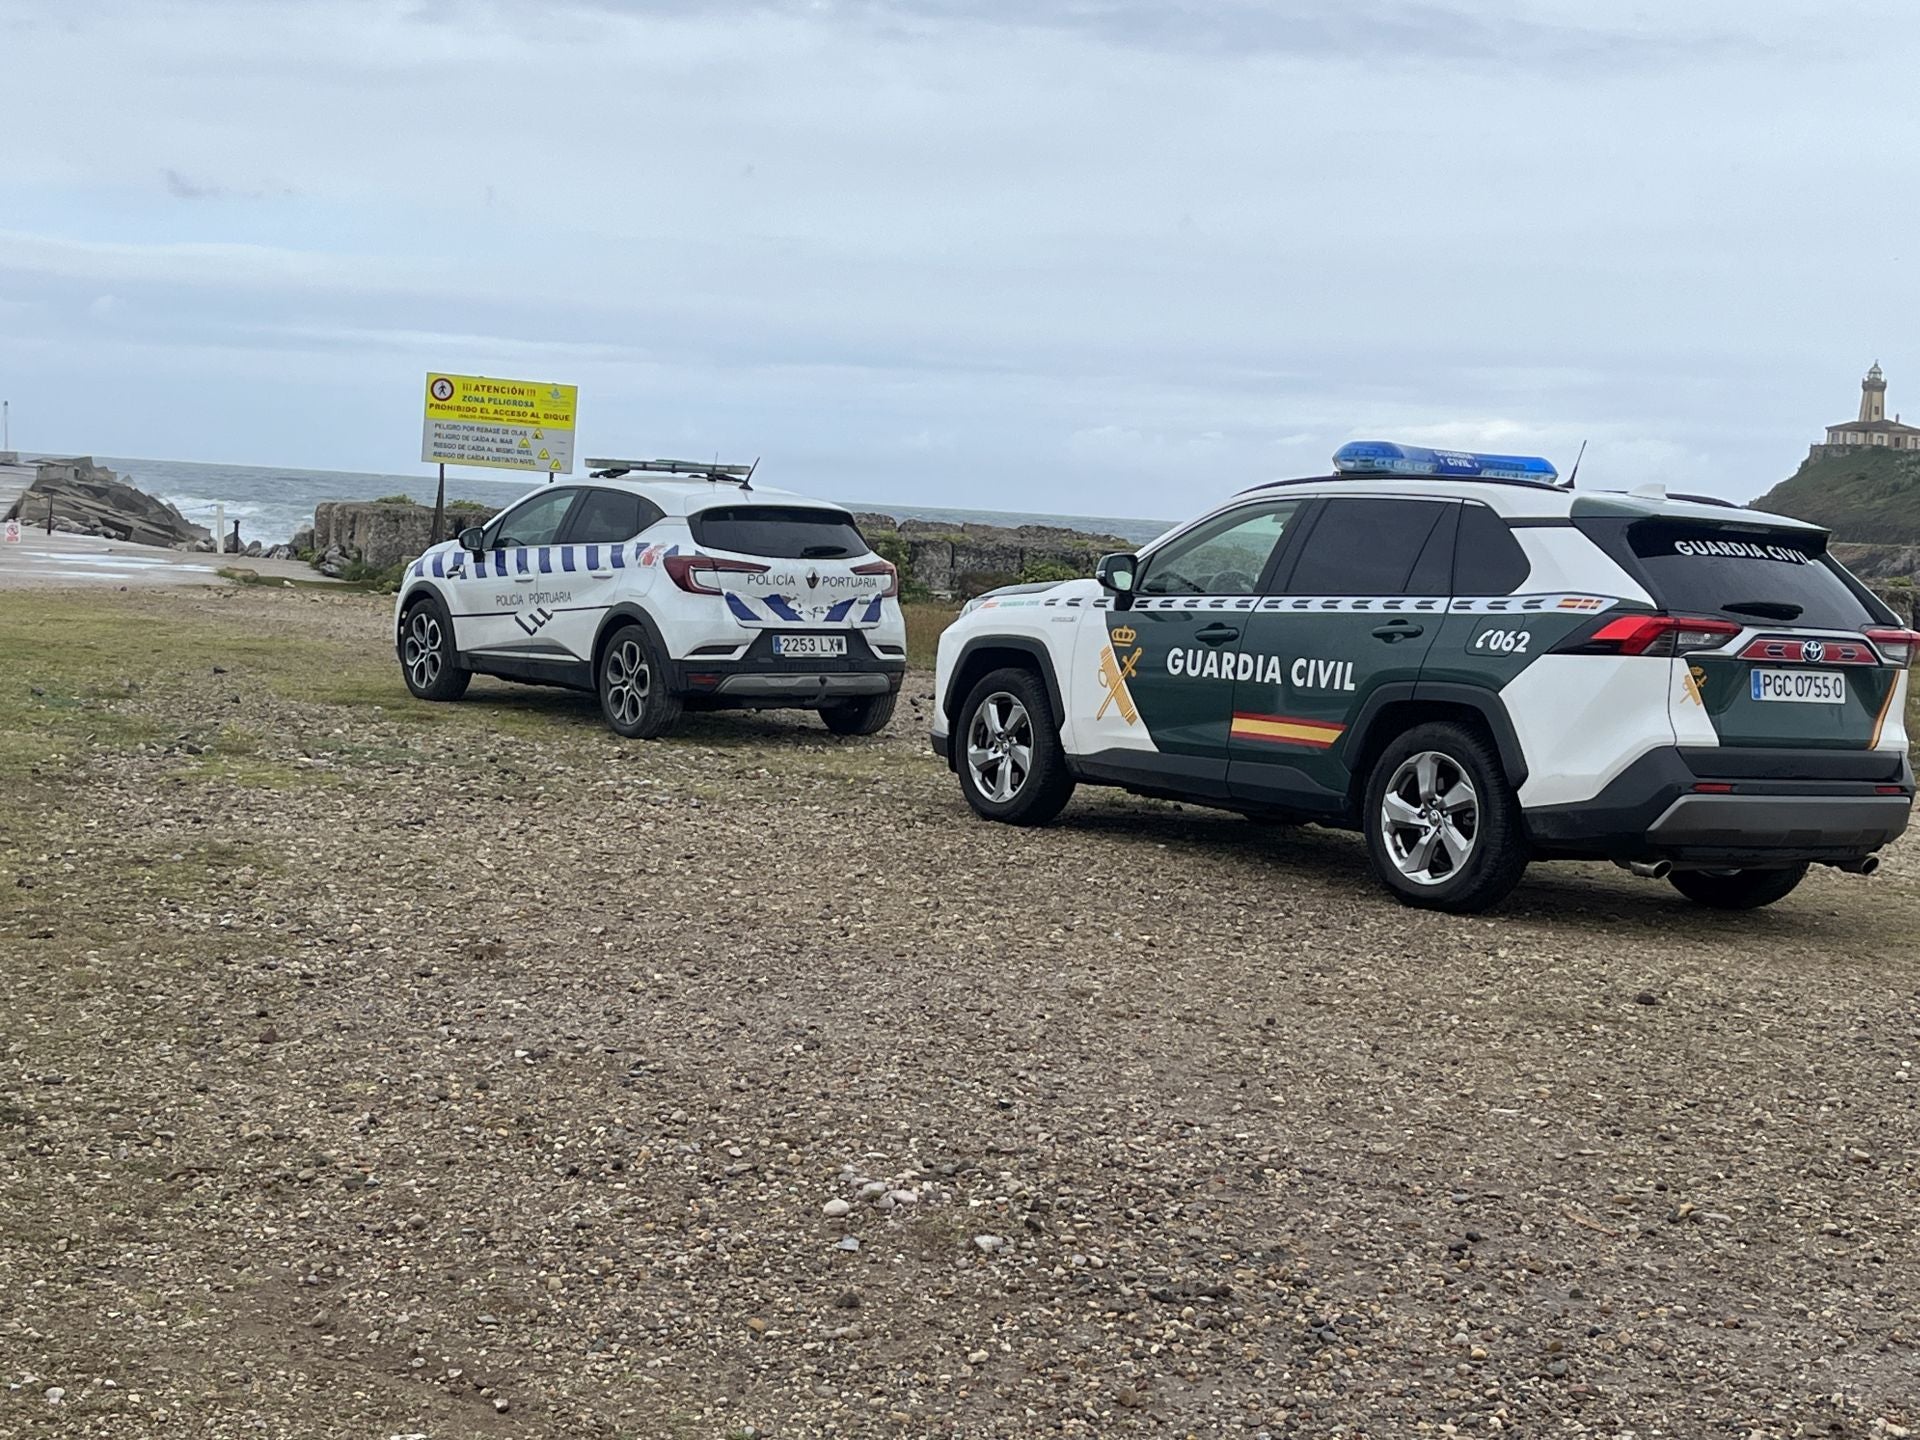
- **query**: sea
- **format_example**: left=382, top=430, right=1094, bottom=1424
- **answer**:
left=71, top=455, right=1174, bottom=550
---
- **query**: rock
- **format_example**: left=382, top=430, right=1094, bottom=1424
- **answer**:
left=265, top=544, right=294, bottom=560
left=973, top=1234, right=1005, bottom=1253
left=1635, top=991, right=1659, bottom=1006
left=289, top=525, right=315, bottom=553
left=44, top=1387, right=65, bottom=1405
left=3, top=458, right=210, bottom=548
left=244, top=540, right=263, bottom=557
left=822, top=1198, right=851, bottom=1218
left=832, top=1289, right=861, bottom=1309
left=837, top=1236, right=860, bottom=1251
left=310, top=499, right=501, bottom=571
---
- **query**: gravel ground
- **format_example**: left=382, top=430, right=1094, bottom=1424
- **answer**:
left=3, top=587, right=1918, bottom=1439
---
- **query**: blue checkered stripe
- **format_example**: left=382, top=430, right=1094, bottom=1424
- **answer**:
left=724, top=592, right=887, bottom=627
left=408, top=541, right=678, bottom=582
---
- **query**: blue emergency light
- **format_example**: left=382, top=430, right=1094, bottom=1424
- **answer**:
left=1333, top=440, right=1559, bottom=485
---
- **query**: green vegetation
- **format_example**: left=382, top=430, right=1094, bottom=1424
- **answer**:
left=903, top=601, right=959, bottom=670
left=370, top=492, right=416, bottom=504
left=1019, top=556, right=1087, bottom=585
left=1752, top=448, right=1920, bottom=542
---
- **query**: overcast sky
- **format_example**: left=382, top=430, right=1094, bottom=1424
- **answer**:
left=2, top=0, right=1915, bottom=518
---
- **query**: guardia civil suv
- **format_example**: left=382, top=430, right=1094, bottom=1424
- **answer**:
left=931, top=442, right=1916, bottom=913
left=394, top=459, right=906, bottom=738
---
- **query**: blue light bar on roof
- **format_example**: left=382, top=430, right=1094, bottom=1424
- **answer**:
left=1333, top=440, right=1558, bottom=484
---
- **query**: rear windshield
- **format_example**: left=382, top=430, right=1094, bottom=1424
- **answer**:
left=689, top=505, right=868, bottom=560
left=1577, top=518, right=1889, bottom=629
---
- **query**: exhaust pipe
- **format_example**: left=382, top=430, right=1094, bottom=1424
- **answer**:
left=1625, top=859, right=1673, bottom=880
left=1827, top=855, right=1880, bottom=876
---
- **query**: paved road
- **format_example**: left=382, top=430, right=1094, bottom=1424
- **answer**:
left=0, top=523, right=328, bottom=588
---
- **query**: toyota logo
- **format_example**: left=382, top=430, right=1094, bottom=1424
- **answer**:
left=1802, top=639, right=1826, bottom=663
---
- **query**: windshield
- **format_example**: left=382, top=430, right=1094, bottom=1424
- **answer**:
left=1576, top=517, right=1892, bottom=630
left=689, top=505, right=868, bottom=560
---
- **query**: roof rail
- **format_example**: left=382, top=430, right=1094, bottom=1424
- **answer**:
left=1234, top=472, right=1571, bottom=497
left=587, top=457, right=758, bottom=489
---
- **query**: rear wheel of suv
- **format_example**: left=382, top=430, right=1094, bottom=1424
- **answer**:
left=1364, top=721, right=1529, bottom=913
left=399, top=595, right=470, bottom=703
left=1668, top=864, right=1807, bottom=910
left=821, top=691, right=897, bottom=736
left=956, top=667, right=1075, bottom=825
left=598, top=623, right=683, bottom=740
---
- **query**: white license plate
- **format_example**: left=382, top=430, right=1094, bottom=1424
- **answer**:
left=1750, top=669, right=1846, bottom=704
left=773, top=634, right=847, bottom=658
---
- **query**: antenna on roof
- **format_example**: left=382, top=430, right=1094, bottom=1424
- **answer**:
left=1561, top=439, right=1588, bottom=490
left=743, top=456, right=759, bottom=492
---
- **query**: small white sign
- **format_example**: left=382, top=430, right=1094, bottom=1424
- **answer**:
left=3, top=518, right=19, bottom=544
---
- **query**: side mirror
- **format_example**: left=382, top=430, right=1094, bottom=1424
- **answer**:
left=457, top=525, right=487, bottom=555
left=1095, top=552, right=1139, bottom=609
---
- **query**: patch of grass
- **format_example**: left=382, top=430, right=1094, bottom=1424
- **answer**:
left=903, top=601, right=960, bottom=670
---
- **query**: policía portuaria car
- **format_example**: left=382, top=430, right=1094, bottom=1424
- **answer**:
left=931, top=442, right=1916, bottom=913
left=394, top=459, right=906, bottom=739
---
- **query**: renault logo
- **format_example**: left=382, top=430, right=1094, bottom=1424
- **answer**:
left=806, top=569, right=820, bottom=589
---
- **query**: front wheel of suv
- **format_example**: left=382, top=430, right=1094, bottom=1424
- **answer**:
left=597, top=623, right=683, bottom=740
left=821, top=691, right=897, bottom=736
left=1363, top=721, right=1530, bottom=913
left=399, top=595, right=471, bottom=703
left=956, top=667, right=1075, bottom=825
left=1668, top=864, right=1807, bottom=910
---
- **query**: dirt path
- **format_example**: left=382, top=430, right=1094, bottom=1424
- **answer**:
left=2, top=586, right=1916, bottom=1438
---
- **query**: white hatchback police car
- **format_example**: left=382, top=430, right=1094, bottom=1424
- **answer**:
left=932, top=442, right=1916, bottom=913
left=394, top=459, right=906, bottom=738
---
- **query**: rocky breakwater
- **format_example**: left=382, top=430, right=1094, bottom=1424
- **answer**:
left=308, top=499, right=501, bottom=577
left=3, top=457, right=211, bottom=549
left=855, top=515, right=1133, bottom=599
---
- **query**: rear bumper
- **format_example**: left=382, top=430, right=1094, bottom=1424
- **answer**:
left=1526, top=745, right=1913, bottom=863
left=670, top=632, right=904, bottom=708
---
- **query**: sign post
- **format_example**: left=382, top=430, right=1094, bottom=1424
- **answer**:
left=421, top=374, right=579, bottom=509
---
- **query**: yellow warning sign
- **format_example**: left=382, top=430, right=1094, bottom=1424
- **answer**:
left=421, top=373, right=578, bottom=474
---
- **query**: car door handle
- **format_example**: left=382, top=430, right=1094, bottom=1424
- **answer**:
left=513, top=575, right=537, bottom=584
left=1371, top=620, right=1424, bottom=642
left=589, top=572, right=613, bottom=579
left=1195, top=623, right=1240, bottom=646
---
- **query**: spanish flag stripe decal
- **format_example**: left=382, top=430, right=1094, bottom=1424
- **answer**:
left=1230, top=711, right=1346, bottom=749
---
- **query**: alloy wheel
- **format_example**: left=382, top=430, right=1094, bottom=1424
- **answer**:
left=604, top=638, right=651, bottom=728
left=403, top=610, right=443, bottom=690
left=967, top=692, right=1033, bottom=803
left=1381, top=750, right=1479, bottom=886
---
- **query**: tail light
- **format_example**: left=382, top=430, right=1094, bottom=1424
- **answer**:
left=1864, top=627, right=1920, bottom=668
left=663, top=553, right=769, bottom=595
left=852, top=559, right=900, bottom=599
left=1581, top=614, right=1741, bottom=656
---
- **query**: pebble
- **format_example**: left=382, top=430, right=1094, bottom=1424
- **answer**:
left=837, top=1236, right=860, bottom=1252
left=973, top=1234, right=1006, bottom=1253
left=822, top=1198, right=852, bottom=1219
left=45, top=1387, right=65, bottom=1405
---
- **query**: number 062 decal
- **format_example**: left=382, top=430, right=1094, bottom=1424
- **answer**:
left=1470, top=626, right=1533, bottom=655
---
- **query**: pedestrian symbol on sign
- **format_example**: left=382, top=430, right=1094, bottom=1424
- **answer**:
left=429, top=376, right=455, bottom=403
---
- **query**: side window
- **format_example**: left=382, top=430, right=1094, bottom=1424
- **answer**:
left=1284, top=499, right=1449, bottom=596
left=486, top=488, right=579, bottom=549
left=563, top=488, right=655, bottom=544
left=1139, top=501, right=1301, bottom=596
left=1453, top=504, right=1531, bottom=595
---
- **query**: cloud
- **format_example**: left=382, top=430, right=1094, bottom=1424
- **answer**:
left=0, top=0, right=1914, bottom=515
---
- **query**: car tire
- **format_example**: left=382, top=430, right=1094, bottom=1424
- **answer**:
left=1363, top=721, right=1529, bottom=913
left=956, top=666, right=1075, bottom=825
left=821, top=691, right=897, bottom=736
left=398, top=594, right=470, bottom=702
left=597, top=623, right=682, bottom=740
left=1668, top=864, right=1807, bottom=910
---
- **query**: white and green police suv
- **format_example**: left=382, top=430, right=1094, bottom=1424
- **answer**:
left=931, top=443, right=1916, bottom=913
